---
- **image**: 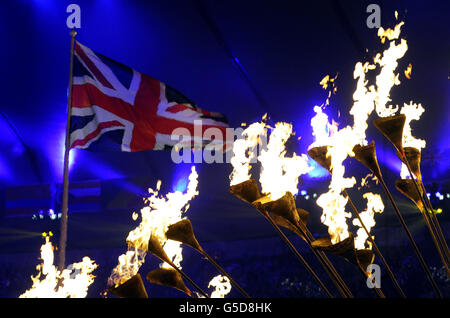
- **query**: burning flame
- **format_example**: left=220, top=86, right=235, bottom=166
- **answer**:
left=258, top=122, right=312, bottom=200
left=349, top=61, right=376, bottom=145
left=316, top=190, right=352, bottom=244
left=320, top=74, right=338, bottom=106
left=401, top=101, right=426, bottom=151
left=377, top=21, right=404, bottom=44
left=308, top=108, right=356, bottom=244
left=229, top=121, right=267, bottom=186
left=359, top=173, right=378, bottom=190
left=108, top=166, right=199, bottom=288
left=374, top=22, right=427, bottom=180
left=373, top=38, right=407, bottom=117
left=309, top=22, right=409, bottom=246
left=208, top=275, right=232, bottom=298
left=310, top=106, right=339, bottom=149
left=108, top=247, right=146, bottom=289
left=352, top=193, right=385, bottom=250
left=405, top=63, right=412, bottom=79
left=314, top=128, right=356, bottom=244
left=320, top=75, right=332, bottom=90
left=400, top=101, right=426, bottom=178
left=20, top=234, right=97, bottom=298
left=230, top=115, right=313, bottom=201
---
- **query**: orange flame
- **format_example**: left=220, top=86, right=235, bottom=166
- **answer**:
left=400, top=101, right=426, bottom=178
left=352, top=193, right=385, bottom=249
left=309, top=22, right=409, bottom=246
left=109, top=167, right=199, bottom=288
left=258, top=122, right=312, bottom=200
left=208, top=275, right=232, bottom=298
left=378, top=21, right=404, bottom=44
left=20, top=235, right=97, bottom=298
left=229, top=121, right=267, bottom=186
left=405, top=63, right=412, bottom=79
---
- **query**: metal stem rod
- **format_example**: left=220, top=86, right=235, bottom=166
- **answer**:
left=402, top=157, right=450, bottom=275
left=378, top=176, right=442, bottom=298
left=294, top=220, right=354, bottom=298
left=199, top=248, right=251, bottom=298
left=167, top=260, right=209, bottom=298
left=298, top=211, right=381, bottom=298
left=343, top=190, right=406, bottom=298
left=261, top=211, right=334, bottom=298
left=358, top=266, right=385, bottom=298
left=419, top=183, right=450, bottom=263
left=307, top=244, right=353, bottom=298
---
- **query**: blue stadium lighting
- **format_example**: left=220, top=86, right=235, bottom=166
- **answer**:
left=300, top=190, right=307, bottom=196
left=59, top=134, right=76, bottom=171
left=31, top=209, right=60, bottom=221
left=434, top=95, right=450, bottom=176
left=12, top=142, right=24, bottom=156
left=48, top=209, right=56, bottom=220
left=49, top=132, right=77, bottom=180
left=377, top=152, right=402, bottom=176
left=0, top=156, right=11, bottom=179
left=173, top=178, right=188, bottom=193
left=84, top=157, right=124, bottom=180
left=172, top=164, right=196, bottom=193
left=306, top=157, right=329, bottom=179
left=68, top=150, right=75, bottom=171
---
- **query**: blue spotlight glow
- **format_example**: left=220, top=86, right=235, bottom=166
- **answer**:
left=172, top=164, right=196, bottom=193
left=60, top=134, right=76, bottom=172
left=87, top=159, right=123, bottom=180
left=173, top=177, right=188, bottom=193
left=306, top=156, right=329, bottom=179
left=0, top=156, right=11, bottom=179
left=431, top=85, right=450, bottom=178
left=374, top=143, right=403, bottom=176
left=46, top=131, right=77, bottom=180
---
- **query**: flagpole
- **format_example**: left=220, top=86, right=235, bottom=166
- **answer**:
left=58, top=29, right=77, bottom=271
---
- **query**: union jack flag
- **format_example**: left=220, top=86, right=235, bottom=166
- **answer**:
left=70, top=41, right=230, bottom=152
